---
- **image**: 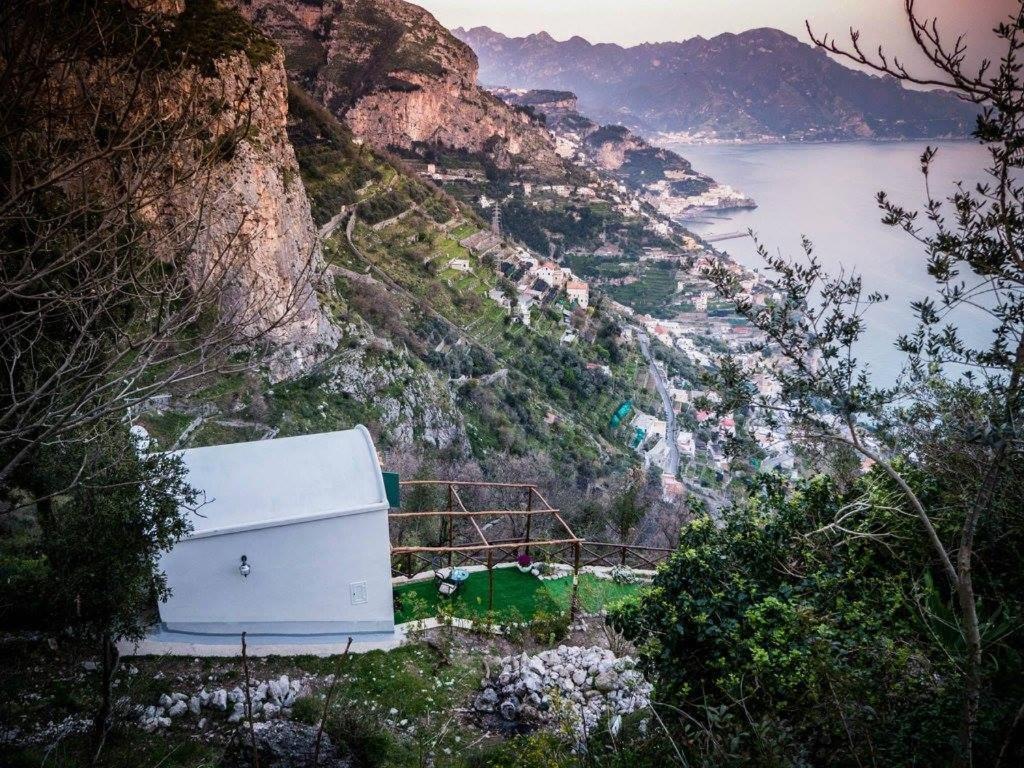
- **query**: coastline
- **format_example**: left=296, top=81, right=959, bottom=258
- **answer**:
left=653, top=132, right=978, bottom=147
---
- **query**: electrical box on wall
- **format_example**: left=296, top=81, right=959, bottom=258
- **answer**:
left=350, top=580, right=368, bottom=605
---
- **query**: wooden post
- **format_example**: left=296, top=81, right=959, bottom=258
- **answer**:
left=621, top=545, right=627, bottom=566
left=446, top=484, right=454, bottom=568
left=406, top=552, right=413, bottom=579
left=524, top=487, right=533, bottom=556
left=570, top=542, right=581, bottom=621
left=487, top=548, right=494, bottom=611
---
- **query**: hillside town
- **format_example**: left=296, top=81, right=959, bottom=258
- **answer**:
left=408, top=143, right=813, bottom=506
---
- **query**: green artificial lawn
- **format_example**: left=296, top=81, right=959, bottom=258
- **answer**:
left=392, top=567, right=646, bottom=623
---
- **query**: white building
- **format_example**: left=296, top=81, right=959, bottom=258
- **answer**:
left=517, top=294, right=535, bottom=326
left=488, top=288, right=511, bottom=310
left=644, top=437, right=672, bottom=471
left=676, top=430, right=696, bottom=458
left=631, top=412, right=667, bottom=441
left=448, top=258, right=471, bottom=273
left=533, top=260, right=569, bottom=288
left=693, top=291, right=714, bottom=312
left=566, top=280, right=589, bottom=308
left=157, top=428, right=394, bottom=639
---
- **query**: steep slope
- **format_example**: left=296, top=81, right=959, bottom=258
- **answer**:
left=131, top=74, right=649, bottom=491
left=232, top=0, right=567, bottom=177
left=88, top=1, right=342, bottom=380
left=455, top=26, right=978, bottom=141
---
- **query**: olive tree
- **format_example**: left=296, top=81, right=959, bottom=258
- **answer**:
left=29, top=421, right=197, bottom=758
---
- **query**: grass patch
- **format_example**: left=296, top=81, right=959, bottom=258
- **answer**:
left=136, top=410, right=192, bottom=448
left=393, top=568, right=645, bottom=623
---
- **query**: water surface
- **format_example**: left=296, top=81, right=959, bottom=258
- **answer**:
left=665, top=140, right=993, bottom=384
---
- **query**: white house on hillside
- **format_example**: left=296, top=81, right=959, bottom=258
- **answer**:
left=157, top=428, right=394, bottom=639
left=566, top=280, right=589, bottom=308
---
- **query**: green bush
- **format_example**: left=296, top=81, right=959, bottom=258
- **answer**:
left=608, top=474, right=975, bottom=766
left=0, top=550, right=53, bottom=630
left=0, top=515, right=55, bottom=630
left=323, top=703, right=396, bottom=768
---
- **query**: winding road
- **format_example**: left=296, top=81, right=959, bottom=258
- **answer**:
left=637, top=331, right=679, bottom=476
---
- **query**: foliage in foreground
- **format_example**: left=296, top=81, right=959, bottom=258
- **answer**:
left=610, top=472, right=1023, bottom=767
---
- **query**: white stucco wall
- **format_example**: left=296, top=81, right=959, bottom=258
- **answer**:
left=159, top=508, right=394, bottom=636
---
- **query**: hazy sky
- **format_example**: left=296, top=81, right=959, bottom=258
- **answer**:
left=419, top=0, right=1018, bottom=73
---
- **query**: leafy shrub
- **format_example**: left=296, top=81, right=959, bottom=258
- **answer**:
left=608, top=474, right=971, bottom=766
left=0, top=550, right=53, bottom=630
left=288, top=695, right=322, bottom=726
left=530, top=593, right=570, bottom=644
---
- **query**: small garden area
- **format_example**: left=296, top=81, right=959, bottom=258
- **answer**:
left=393, top=566, right=646, bottom=624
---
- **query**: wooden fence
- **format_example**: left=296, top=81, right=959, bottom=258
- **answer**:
left=390, top=537, right=673, bottom=578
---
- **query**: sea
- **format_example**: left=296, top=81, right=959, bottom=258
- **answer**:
left=662, top=140, right=994, bottom=385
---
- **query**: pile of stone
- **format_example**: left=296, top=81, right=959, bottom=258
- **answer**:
left=138, top=674, right=317, bottom=732
left=473, top=645, right=651, bottom=741
left=221, top=721, right=351, bottom=768
left=529, top=562, right=574, bottom=581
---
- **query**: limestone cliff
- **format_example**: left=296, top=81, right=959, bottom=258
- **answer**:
left=169, top=47, right=340, bottom=381
left=125, top=1, right=340, bottom=380
left=231, top=0, right=567, bottom=177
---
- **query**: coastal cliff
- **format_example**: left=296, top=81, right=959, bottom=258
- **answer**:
left=182, top=47, right=339, bottom=380
left=233, top=0, right=567, bottom=177
left=106, top=1, right=341, bottom=380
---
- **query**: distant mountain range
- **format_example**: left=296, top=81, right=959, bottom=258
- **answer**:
left=453, top=26, right=978, bottom=142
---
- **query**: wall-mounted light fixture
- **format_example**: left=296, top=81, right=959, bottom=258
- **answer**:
left=239, top=555, right=251, bottom=578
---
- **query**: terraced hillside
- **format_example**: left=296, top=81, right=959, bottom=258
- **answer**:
left=135, top=82, right=658, bottom=505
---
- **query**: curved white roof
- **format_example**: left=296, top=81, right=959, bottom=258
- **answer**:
left=174, top=426, right=387, bottom=539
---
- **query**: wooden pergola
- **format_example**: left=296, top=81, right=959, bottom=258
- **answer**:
left=390, top=480, right=584, bottom=617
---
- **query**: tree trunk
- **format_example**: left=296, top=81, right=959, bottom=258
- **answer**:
left=956, top=569, right=982, bottom=768
left=955, top=444, right=1008, bottom=767
left=92, top=633, right=117, bottom=763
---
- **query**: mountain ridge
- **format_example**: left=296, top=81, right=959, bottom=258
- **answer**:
left=231, top=0, right=569, bottom=179
left=453, top=24, right=978, bottom=142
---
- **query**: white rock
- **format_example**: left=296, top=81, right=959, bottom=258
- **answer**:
left=267, top=679, right=284, bottom=703
left=188, top=697, right=201, bottom=716
left=211, top=689, right=228, bottom=711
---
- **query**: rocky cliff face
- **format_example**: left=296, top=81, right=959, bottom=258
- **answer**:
left=232, top=0, right=566, bottom=177
left=119, top=1, right=340, bottom=381
left=171, top=48, right=340, bottom=381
